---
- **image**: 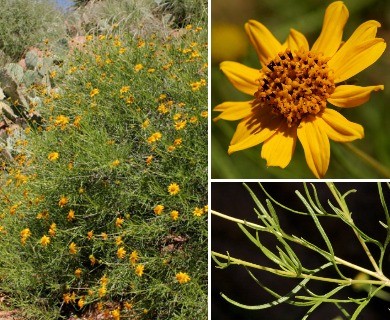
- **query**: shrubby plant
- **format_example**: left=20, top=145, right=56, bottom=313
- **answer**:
left=0, top=17, right=207, bottom=320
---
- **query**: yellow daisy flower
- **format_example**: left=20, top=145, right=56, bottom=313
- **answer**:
left=176, top=272, right=191, bottom=284
left=48, top=152, right=59, bottom=161
left=69, top=242, right=78, bottom=255
left=213, top=1, right=386, bottom=178
left=40, top=235, right=50, bottom=246
left=129, top=250, right=139, bottom=265
left=154, top=204, right=164, bottom=215
left=135, top=264, right=145, bottom=277
left=117, top=247, right=126, bottom=259
left=167, top=183, right=180, bottom=195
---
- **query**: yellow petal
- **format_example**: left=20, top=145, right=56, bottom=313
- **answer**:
left=311, top=1, right=349, bottom=57
left=261, top=122, right=297, bottom=168
left=340, top=20, right=381, bottom=48
left=245, top=20, right=282, bottom=67
left=213, top=100, right=253, bottom=122
left=229, top=105, right=281, bottom=154
left=319, top=108, right=364, bottom=142
left=283, top=28, right=309, bottom=52
left=328, top=38, right=386, bottom=83
left=328, top=84, right=384, bottom=108
left=220, top=61, right=260, bottom=96
left=297, top=116, right=330, bottom=178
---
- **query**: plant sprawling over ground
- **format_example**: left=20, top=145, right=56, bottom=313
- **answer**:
left=0, top=3, right=207, bottom=319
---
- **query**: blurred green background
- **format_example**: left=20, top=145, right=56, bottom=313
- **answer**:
left=211, top=0, right=390, bottom=178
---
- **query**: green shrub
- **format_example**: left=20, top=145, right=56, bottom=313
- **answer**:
left=0, top=23, right=207, bottom=319
left=0, top=0, right=66, bottom=61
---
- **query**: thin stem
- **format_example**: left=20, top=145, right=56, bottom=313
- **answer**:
left=327, top=183, right=383, bottom=276
left=211, top=210, right=389, bottom=282
left=344, top=143, right=390, bottom=178
left=212, top=252, right=390, bottom=287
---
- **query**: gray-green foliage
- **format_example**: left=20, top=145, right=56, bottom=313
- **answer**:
left=0, top=0, right=66, bottom=61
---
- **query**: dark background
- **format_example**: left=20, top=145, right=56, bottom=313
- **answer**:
left=211, top=182, right=390, bottom=319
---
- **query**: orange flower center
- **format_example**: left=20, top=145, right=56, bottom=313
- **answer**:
left=255, top=48, right=335, bottom=126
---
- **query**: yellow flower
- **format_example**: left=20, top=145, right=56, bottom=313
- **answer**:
left=201, top=110, right=208, bottom=118
left=157, top=103, right=168, bottom=114
left=174, top=120, right=187, bottom=130
left=40, top=235, right=50, bottom=246
left=193, top=207, right=204, bottom=217
left=100, top=274, right=109, bottom=286
left=54, top=115, right=70, bottom=129
left=69, top=242, right=78, bottom=255
left=129, top=250, right=139, bottom=265
left=170, top=210, right=179, bottom=221
left=89, top=254, right=97, bottom=266
left=135, top=264, right=144, bottom=277
left=20, top=228, right=31, bottom=245
left=111, top=159, right=120, bottom=167
left=167, top=183, right=180, bottom=195
left=75, top=268, right=82, bottom=278
left=116, top=236, right=123, bottom=246
left=101, top=232, right=108, bottom=240
left=67, top=209, right=75, bottom=221
left=90, top=88, right=99, bottom=98
left=63, top=292, right=76, bottom=304
left=134, top=64, right=143, bottom=72
left=115, top=217, right=124, bottom=227
left=78, top=298, right=85, bottom=309
left=48, top=152, right=59, bottom=161
left=176, top=272, right=191, bottom=284
left=73, top=115, right=82, bottom=128
left=87, top=230, right=94, bottom=240
left=111, top=308, right=120, bottom=320
left=154, top=204, right=164, bottom=215
left=142, top=119, right=150, bottom=129
left=213, top=1, right=386, bottom=178
left=120, top=86, right=130, bottom=94
left=174, top=138, right=182, bottom=146
left=48, top=222, right=56, bottom=237
left=98, top=285, right=107, bottom=298
left=58, top=195, right=68, bottom=207
left=117, top=247, right=126, bottom=259
left=147, top=132, right=162, bottom=143
left=145, top=155, right=153, bottom=165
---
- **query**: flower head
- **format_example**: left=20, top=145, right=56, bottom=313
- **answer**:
left=168, top=183, right=180, bottom=195
left=213, top=1, right=386, bottom=178
left=48, top=152, right=59, bottom=161
left=117, top=247, right=126, bottom=259
left=129, top=250, right=139, bottom=265
left=176, top=272, right=191, bottom=284
left=154, top=204, right=164, bottom=215
left=58, top=195, right=69, bottom=207
left=69, top=242, right=78, bottom=255
left=40, top=235, right=50, bottom=246
left=135, top=264, right=145, bottom=277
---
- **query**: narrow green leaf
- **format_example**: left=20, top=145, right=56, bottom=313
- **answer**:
left=257, top=183, right=309, bottom=215
left=296, top=190, right=347, bottom=280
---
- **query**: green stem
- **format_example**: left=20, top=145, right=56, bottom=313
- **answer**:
left=212, top=252, right=390, bottom=287
left=211, top=209, right=389, bottom=282
left=344, top=143, right=390, bottom=178
left=327, top=183, right=383, bottom=276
